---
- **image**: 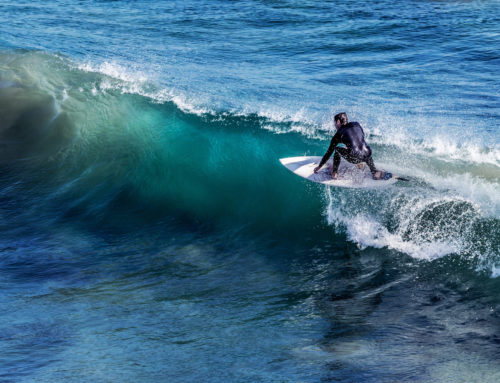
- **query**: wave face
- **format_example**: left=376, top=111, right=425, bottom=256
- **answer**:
left=0, top=1, right=500, bottom=381
left=0, top=51, right=498, bottom=268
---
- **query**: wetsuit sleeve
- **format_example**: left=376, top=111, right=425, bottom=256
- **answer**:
left=318, top=133, right=340, bottom=168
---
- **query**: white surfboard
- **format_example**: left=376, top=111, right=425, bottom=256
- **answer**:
left=279, top=156, right=398, bottom=188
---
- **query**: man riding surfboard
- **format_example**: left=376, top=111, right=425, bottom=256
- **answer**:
left=314, top=112, right=383, bottom=180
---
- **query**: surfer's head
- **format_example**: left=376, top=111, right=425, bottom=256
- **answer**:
left=334, top=112, right=348, bottom=129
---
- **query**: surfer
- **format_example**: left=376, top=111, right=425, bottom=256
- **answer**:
left=313, top=113, right=383, bottom=180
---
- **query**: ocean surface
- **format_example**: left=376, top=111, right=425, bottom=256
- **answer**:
left=0, top=0, right=499, bottom=381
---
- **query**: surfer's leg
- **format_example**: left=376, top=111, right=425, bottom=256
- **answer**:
left=333, top=148, right=358, bottom=179
left=333, top=147, right=353, bottom=170
left=365, top=156, right=383, bottom=179
left=332, top=150, right=342, bottom=176
left=365, top=156, right=377, bottom=175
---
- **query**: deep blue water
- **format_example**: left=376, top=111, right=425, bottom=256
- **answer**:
left=0, top=1, right=499, bottom=382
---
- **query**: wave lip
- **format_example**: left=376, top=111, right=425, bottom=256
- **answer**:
left=76, top=60, right=215, bottom=116
left=369, top=130, right=500, bottom=169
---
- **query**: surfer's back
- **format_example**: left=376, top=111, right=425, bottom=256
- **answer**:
left=337, top=121, right=372, bottom=159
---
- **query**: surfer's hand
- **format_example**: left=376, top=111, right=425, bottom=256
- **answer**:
left=313, top=166, right=320, bottom=174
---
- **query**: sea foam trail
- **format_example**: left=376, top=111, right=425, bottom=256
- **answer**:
left=324, top=183, right=499, bottom=276
left=325, top=190, right=470, bottom=261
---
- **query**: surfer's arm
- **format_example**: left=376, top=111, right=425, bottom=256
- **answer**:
left=314, top=135, right=340, bottom=173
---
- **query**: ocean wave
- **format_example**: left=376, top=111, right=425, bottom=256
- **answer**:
left=76, top=57, right=500, bottom=170
left=0, top=50, right=499, bottom=272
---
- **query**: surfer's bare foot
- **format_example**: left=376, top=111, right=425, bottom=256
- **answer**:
left=357, top=163, right=364, bottom=169
left=372, top=171, right=383, bottom=180
left=332, top=172, right=338, bottom=180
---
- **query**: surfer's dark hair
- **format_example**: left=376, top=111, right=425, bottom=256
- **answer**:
left=334, top=112, right=348, bottom=126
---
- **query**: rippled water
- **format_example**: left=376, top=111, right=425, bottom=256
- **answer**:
left=0, top=1, right=499, bottom=382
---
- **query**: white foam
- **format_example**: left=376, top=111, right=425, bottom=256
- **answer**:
left=78, top=61, right=149, bottom=84
left=421, top=137, right=500, bottom=167
left=370, top=131, right=500, bottom=168
left=427, top=173, right=499, bottom=216
left=492, top=266, right=500, bottom=278
left=77, top=60, right=213, bottom=115
left=251, top=106, right=314, bottom=126
left=382, top=161, right=500, bottom=219
left=260, top=123, right=323, bottom=139
left=325, top=191, right=471, bottom=260
left=339, top=212, right=461, bottom=260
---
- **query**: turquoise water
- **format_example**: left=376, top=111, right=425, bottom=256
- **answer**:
left=0, top=1, right=499, bottom=382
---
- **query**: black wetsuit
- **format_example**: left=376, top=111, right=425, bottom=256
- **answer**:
left=318, top=122, right=377, bottom=175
